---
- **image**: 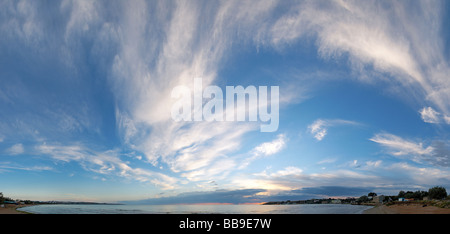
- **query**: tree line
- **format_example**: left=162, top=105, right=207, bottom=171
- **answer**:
left=357, top=186, right=448, bottom=203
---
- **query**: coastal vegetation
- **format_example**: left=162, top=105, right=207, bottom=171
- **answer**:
left=262, top=186, right=450, bottom=208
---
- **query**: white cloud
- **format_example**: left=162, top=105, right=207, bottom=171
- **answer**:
left=418, top=106, right=450, bottom=124
left=308, top=119, right=359, bottom=141
left=105, top=0, right=281, bottom=178
left=0, top=0, right=266, bottom=182
left=258, top=166, right=304, bottom=178
left=309, top=119, right=328, bottom=141
left=178, top=133, right=287, bottom=181
left=370, top=133, right=435, bottom=165
left=150, top=121, right=257, bottom=173
left=268, top=0, right=450, bottom=121
left=370, top=133, right=433, bottom=156
left=254, top=134, right=287, bottom=156
left=445, top=115, right=450, bottom=125
left=181, top=158, right=236, bottom=182
left=6, top=143, right=24, bottom=155
left=419, top=107, right=441, bottom=124
left=240, top=134, right=287, bottom=169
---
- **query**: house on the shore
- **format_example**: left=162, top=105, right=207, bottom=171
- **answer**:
left=3, top=201, right=18, bottom=205
left=398, top=197, right=414, bottom=202
left=373, top=196, right=385, bottom=204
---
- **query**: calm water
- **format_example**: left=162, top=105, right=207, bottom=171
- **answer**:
left=18, top=204, right=372, bottom=214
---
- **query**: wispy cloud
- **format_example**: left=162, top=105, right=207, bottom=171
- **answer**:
left=268, top=0, right=450, bottom=121
left=419, top=106, right=450, bottom=124
left=6, top=143, right=24, bottom=155
left=308, top=119, right=360, bottom=141
left=36, top=142, right=179, bottom=189
left=240, top=134, right=287, bottom=169
left=308, top=119, right=328, bottom=141
left=370, top=133, right=450, bottom=167
left=105, top=1, right=285, bottom=183
left=0, top=162, right=52, bottom=172
left=182, top=133, right=288, bottom=180
left=0, top=0, right=280, bottom=188
left=370, top=133, right=434, bottom=158
left=419, top=107, right=441, bottom=124
left=317, top=158, right=338, bottom=165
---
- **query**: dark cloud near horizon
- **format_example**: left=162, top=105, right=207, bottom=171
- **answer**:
left=264, top=186, right=376, bottom=202
left=123, top=186, right=379, bottom=204
left=295, top=186, right=374, bottom=197
left=123, top=189, right=266, bottom=205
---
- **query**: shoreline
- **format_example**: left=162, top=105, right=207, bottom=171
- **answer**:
left=0, top=204, right=35, bottom=214
left=3, top=203, right=450, bottom=214
left=363, top=204, right=450, bottom=214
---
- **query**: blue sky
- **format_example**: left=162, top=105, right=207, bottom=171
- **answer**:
left=1, top=0, right=450, bottom=203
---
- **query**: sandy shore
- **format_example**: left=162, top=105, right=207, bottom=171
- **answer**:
left=0, top=204, right=34, bottom=214
left=364, top=204, right=450, bottom=214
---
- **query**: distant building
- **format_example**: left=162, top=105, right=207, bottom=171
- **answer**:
left=373, top=196, right=385, bottom=204
left=3, top=201, right=18, bottom=205
left=331, top=199, right=341, bottom=204
left=398, top=197, right=414, bottom=202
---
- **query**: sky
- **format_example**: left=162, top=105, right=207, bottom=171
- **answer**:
left=1, top=0, right=450, bottom=204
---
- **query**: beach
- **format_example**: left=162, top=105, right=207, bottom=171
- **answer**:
left=0, top=204, right=33, bottom=214
left=364, top=204, right=450, bottom=214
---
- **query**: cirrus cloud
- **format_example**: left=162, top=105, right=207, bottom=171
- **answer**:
left=370, top=133, right=450, bottom=167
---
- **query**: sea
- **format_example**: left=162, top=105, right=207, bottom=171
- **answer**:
left=18, top=204, right=372, bottom=214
